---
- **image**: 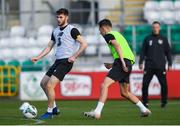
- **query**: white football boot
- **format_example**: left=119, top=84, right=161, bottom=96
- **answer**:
left=141, top=109, right=152, bottom=117
left=83, top=110, right=101, bottom=119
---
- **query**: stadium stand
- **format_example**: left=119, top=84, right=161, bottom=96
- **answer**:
left=175, top=11, right=180, bottom=23
left=135, top=25, right=151, bottom=54
left=171, top=24, right=180, bottom=41
left=159, top=1, right=174, bottom=10
left=99, top=44, right=111, bottom=56
left=136, top=25, right=151, bottom=42
left=123, top=0, right=146, bottom=25
left=0, top=0, right=180, bottom=71
left=171, top=24, right=180, bottom=54
left=14, top=48, right=28, bottom=60
left=122, top=25, right=133, bottom=43
left=160, top=11, right=175, bottom=24
left=1, top=48, right=12, bottom=60
left=28, top=37, right=37, bottom=47
left=37, top=25, right=53, bottom=37
left=0, top=38, right=11, bottom=48
left=37, top=36, right=50, bottom=47
left=0, top=60, right=6, bottom=66
left=143, top=1, right=159, bottom=11
left=85, top=35, right=99, bottom=45
left=160, top=25, right=168, bottom=36
left=21, top=59, right=42, bottom=71
left=143, top=0, right=180, bottom=24
left=10, top=26, right=26, bottom=37
left=144, top=11, right=160, bottom=24
left=174, top=0, right=180, bottom=10
left=84, top=45, right=97, bottom=56
left=7, top=60, right=21, bottom=67
left=30, top=47, right=43, bottom=58
left=12, top=37, right=28, bottom=48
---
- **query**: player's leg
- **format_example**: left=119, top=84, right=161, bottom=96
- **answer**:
left=142, top=69, right=154, bottom=107
left=120, top=83, right=139, bottom=103
left=99, top=77, right=115, bottom=103
left=120, top=83, right=151, bottom=117
left=46, top=75, right=60, bottom=111
left=155, top=69, right=168, bottom=108
left=40, top=75, right=50, bottom=97
left=43, top=63, right=60, bottom=115
left=84, top=77, right=115, bottom=119
left=40, top=59, right=73, bottom=119
left=39, top=75, right=60, bottom=119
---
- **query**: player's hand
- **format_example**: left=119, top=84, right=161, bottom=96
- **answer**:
left=104, top=63, right=113, bottom=69
left=168, top=66, right=172, bottom=71
left=68, top=56, right=76, bottom=63
left=122, top=65, right=128, bottom=72
left=139, top=64, right=143, bottom=70
left=31, top=57, right=39, bottom=63
left=121, top=60, right=128, bottom=72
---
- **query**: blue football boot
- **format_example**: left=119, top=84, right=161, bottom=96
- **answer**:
left=39, top=112, right=53, bottom=119
left=52, top=107, right=60, bottom=115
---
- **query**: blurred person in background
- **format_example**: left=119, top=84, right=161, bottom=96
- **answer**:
left=83, top=19, right=151, bottom=119
left=31, top=8, right=87, bottom=119
left=139, top=21, right=172, bottom=108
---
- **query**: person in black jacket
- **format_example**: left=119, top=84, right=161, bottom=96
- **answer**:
left=139, top=21, right=172, bottom=108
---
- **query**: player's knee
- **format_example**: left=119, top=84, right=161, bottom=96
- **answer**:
left=40, top=81, right=46, bottom=89
left=101, top=83, right=108, bottom=90
left=46, top=82, right=53, bottom=90
left=100, top=84, right=104, bottom=90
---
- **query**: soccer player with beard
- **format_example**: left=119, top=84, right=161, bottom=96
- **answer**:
left=31, top=8, right=87, bottom=119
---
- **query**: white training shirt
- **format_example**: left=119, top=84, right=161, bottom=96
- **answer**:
left=51, top=24, right=80, bottom=60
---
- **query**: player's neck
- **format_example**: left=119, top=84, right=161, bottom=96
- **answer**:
left=60, top=23, right=68, bottom=28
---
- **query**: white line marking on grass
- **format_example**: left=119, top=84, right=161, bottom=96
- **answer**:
left=145, top=101, right=180, bottom=106
left=0, top=117, right=45, bottom=125
left=29, top=119, right=45, bottom=125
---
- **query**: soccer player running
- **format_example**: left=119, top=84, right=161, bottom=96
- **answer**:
left=83, top=19, right=151, bottom=119
left=31, top=8, right=87, bottom=119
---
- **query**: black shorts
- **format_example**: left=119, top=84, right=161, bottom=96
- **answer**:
left=107, top=58, right=133, bottom=83
left=46, top=58, right=73, bottom=81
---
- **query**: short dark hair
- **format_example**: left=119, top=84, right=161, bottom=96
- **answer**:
left=98, top=19, right=112, bottom=27
left=152, top=21, right=161, bottom=26
left=56, top=8, right=69, bottom=16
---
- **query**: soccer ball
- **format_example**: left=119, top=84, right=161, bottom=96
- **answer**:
left=19, top=102, right=38, bottom=119
left=23, top=105, right=37, bottom=119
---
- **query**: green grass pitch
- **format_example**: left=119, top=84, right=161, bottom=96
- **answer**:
left=0, top=99, right=180, bottom=125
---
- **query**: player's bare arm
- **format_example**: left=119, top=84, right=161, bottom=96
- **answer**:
left=111, top=39, right=128, bottom=72
left=68, top=36, right=88, bottom=63
left=31, top=40, right=55, bottom=63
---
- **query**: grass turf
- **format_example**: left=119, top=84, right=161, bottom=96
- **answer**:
left=0, top=99, right=180, bottom=125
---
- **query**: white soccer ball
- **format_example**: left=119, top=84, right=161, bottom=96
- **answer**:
left=23, top=105, right=38, bottom=119
left=19, top=102, right=38, bottom=119
left=19, top=102, right=30, bottom=111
